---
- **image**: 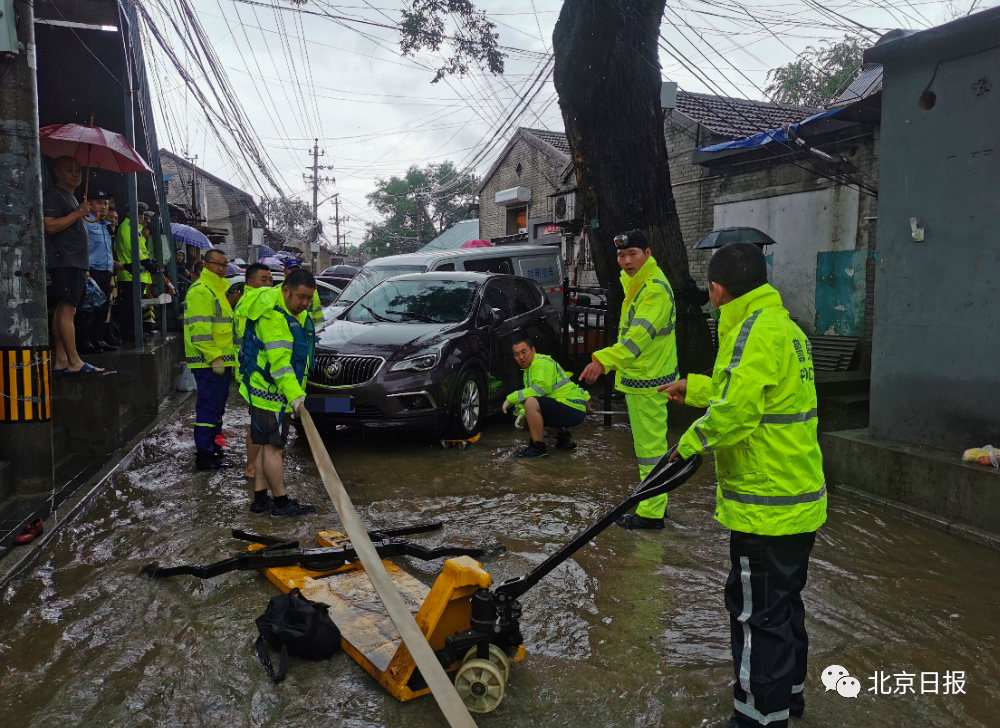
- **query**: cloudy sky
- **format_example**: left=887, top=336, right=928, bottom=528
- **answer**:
left=142, top=0, right=986, bottom=248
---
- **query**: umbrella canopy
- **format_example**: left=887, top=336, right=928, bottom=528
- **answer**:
left=171, top=223, right=212, bottom=250
left=226, top=262, right=243, bottom=276
left=256, top=245, right=277, bottom=257
left=273, top=251, right=295, bottom=259
left=281, top=257, right=303, bottom=268
left=39, top=124, right=153, bottom=175
left=694, top=227, right=777, bottom=250
left=461, top=239, right=492, bottom=249
left=258, top=256, right=284, bottom=269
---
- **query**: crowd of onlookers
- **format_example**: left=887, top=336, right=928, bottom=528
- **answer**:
left=42, top=155, right=199, bottom=375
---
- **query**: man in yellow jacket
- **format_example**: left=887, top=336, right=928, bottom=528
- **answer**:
left=238, top=267, right=317, bottom=516
left=579, top=229, right=678, bottom=529
left=113, top=202, right=153, bottom=341
left=504, top=337, right=591, bottom=457
left=233, top=263, right=275, bottom=480
left=663, top=243, right=826, bottom=728
left=184, top=248, right=236, bottom=471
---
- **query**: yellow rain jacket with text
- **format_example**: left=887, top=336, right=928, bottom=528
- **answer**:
left=677, top=284, right=826, bottom=536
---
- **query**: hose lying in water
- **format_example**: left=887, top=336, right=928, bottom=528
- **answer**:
left=298, top=409, right=478, bottom=728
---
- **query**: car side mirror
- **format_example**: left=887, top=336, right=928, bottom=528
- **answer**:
left=489, top=307, right=506, bottom=329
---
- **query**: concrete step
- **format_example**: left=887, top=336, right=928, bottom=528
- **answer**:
left=824, top=392, right=870, bottom=416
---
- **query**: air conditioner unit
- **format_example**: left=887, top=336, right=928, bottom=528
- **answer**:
left=552, top=192, right=576, bottom=223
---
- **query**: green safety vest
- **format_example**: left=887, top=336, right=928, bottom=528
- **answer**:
left=593, top=255, right=678, bottom=394
left=113, top=217, right=152, bottom=283
left=238, top=286, right=315, bottom=413
left=678, top=284, right=826, bottom=536
left=506, top=353, right=590, bottom=413
left=183, top=268, right=235, bottom=369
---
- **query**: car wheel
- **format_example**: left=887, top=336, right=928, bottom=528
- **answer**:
left=445, top=369, right=483, bottom=440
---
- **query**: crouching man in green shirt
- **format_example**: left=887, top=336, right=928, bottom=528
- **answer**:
left=503, top=337, right=591, bottom=458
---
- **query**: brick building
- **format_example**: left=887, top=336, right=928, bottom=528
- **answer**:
left=160, top=150, right=266, bottom=262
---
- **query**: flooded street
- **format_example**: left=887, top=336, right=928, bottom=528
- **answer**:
left=2, top=391, right=998, bottom=728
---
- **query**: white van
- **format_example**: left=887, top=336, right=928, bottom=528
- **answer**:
left=330, top=245, right=565, bottom=317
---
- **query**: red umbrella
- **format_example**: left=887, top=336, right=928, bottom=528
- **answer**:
left=461, top=239, right=492, bottom=248
left=39, top=123, right=153, bottom=200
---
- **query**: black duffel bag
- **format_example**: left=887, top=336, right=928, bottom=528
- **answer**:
left=255, top=587, right=341, bottom=683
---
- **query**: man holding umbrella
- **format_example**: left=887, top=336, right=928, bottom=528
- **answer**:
left=42, top=156, right=105, bottom=375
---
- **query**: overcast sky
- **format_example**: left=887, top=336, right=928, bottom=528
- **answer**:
left=144, top=0, right=988, bottom=248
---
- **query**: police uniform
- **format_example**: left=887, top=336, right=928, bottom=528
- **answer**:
left=238, top=286, right=315, bottom=448
left=592, top=254, right=678, bottom=518
left=183, top=267, right=236, bottom=460
left=507, top=353, right=590, bottom=427
left=677, top=283, right=826, bottom=728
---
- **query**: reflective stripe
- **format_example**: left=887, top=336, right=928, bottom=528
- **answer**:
left=194, top=423, right=216, bottom=428
left=759, top=408, right=818, bottom=424
left=691, top=310, right=762, bottom=450
left=189, top=354, right=235, bottom=364
left=186, top=315, right=215, bottom=324
left=636, top=455, right=664, bottom=466
left=552, top=377, right=571, bottom=390
left=212, top=316, right=232, bottom=324
left=734, top=700, right=789, bottom=726
left=620, top=369, right=678, bottom=389
left=248, top=385, right=285, bottom=403
left=271, top=366, right=295, bottom=378
left=517, top=390, right=527, bottom=403
left=529, top=384, right=545, bottom=397
left=190, top=334, right=213, bottom=343
left=722, top=485, right=827, bottom=507
left=263, top=340, right=294, bottom=351
left=792, top=683, right=804, bottom=694
left=622, top=339, right=642, bottom=358
left=634, top=319, right=657, bottom=338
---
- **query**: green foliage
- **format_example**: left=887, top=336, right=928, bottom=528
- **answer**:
left=765, top=35, right=871, bottom=108
left=362, top=161, right=478, bottom=258
left=260, top=196, right=315, bottom=245
left=399, top=0, right=505, bottom=82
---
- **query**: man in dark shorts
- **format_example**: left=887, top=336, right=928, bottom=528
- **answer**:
left=504, top=337, right=591, bottom=458
left=42, top=156, right=104, bottom=375
left=237, top=268, right=318, bottom=516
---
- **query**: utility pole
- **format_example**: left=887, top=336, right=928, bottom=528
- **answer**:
left=303, top=138, right=333, bottom=270
left=0, top=0, right=54, bottom=495
left=334, top=194, right=340, bottom=253
left=183, top=152, right=198, bottom=223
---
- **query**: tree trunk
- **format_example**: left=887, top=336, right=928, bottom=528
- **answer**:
left=553, top=0, right=712, bottom=375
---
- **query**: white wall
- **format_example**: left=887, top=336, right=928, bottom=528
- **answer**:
left=714, top=186, right=859, bottom=334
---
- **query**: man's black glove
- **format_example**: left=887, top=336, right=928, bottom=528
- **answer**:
left=141, top=258, right=160, bottom=274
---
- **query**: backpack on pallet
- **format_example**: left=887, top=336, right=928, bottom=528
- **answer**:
left=255, top=587, right=341, bottom=683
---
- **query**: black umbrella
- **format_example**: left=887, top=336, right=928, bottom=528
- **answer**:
left=693, top=227, right=777, bottom=250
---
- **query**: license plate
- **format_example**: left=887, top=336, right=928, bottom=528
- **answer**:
left=305, top=395, right=356, bottom=414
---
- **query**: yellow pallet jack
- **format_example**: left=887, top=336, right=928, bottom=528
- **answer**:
left=142, top=449, right=700, bottom=714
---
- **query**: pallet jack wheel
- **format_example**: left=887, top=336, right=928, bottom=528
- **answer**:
left=462, top=643, right=510, bottom=683
left=454, top=658, right=505, bottom=713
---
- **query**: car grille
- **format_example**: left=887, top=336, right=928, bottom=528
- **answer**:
left=352, top=404, right=384, bottom=418
left=312, top=355, right=383, bottom=387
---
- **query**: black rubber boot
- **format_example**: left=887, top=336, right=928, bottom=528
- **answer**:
left=516, top=440, right=549, bottom=458
left=196, top=451, right=225, bottom=471
left=555, top=429, right=577, bottom=451
left=615, top=513, right=665, bottom=530
left=789, top=693, right=804, bottom=718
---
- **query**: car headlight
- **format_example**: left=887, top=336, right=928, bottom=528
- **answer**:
left=389, top=348, right=441, bottom=372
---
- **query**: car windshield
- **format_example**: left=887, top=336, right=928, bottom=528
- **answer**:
left=345, top=279, right=477, bottom=324
left=335, top=264, right=426, bottom=305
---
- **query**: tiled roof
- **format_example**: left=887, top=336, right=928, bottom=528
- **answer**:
left=675, top=91, right=819, bottom=137
left=523, top=128, right=572, bottom=156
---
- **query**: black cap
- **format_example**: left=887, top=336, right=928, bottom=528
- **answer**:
left=92, top=190, right=111, bottom=200
left=614, top=229, right=649, bottom=251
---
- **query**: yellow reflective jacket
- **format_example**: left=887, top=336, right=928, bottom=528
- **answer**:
left=232, top=285, right=269, bottom=386
left=308, top=289, right=324, bottom=329
left=677, top=284, right=826, bottom=536
left=238, top=287, right=315, bottom=412
left=593, top=255, right=678, bottom=394
left=506, top=353, right=591, bottom=413
left=114, top=217, right=152, bottom=283
left=183, top=268, right=235, bottom=369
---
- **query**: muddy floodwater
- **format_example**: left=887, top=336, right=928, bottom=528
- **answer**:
left=2, top=392, right=998, bottom=727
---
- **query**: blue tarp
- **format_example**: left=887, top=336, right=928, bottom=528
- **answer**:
left=698, top=108, right=843, bottom=153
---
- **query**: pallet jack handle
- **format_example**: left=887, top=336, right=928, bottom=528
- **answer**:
left=494, top=446, right=702, bottom=602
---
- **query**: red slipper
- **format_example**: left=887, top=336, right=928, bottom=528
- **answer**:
left=13, top=518, right=44, bottom=545
left=215, top=435, right=230, bottom=448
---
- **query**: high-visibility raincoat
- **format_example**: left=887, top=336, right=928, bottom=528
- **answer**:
left=238, top=286, right=315, bottom=413
left=592, top=255, right=678, bottom=519
left=114, top=216, right=152, bottom=284
left=677, top=284, right=827, bottom=536
left=308, top=289, right=324, bottom=329
left=506, top=353, right=590, bottom=413
left=593, top=255, right=678, bottom=393
left=233, top=285, right=269, bottom=386
left=183, top=267, right=235, bottom=370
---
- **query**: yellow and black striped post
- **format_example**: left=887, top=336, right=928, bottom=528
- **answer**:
left=0, top=348, right=52, bottom=423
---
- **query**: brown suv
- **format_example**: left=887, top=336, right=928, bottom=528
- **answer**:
left=305, top=271, right=560, bottom=438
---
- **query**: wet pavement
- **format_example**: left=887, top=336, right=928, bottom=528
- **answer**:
left=2, top=390, right=999, bottom=727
